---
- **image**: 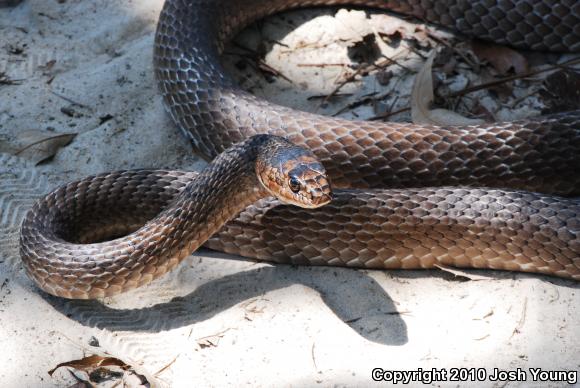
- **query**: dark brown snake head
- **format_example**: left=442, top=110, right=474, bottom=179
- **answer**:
left=255, top=136, right=332, bottom=208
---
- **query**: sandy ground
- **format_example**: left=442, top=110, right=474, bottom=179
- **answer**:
left=0, top=1, right=579, bottom=387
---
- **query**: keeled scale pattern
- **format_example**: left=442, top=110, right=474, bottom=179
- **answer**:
left=21, top=169, right=580, bottom=298
left=20, top=1, right=580, bottom=299
left=207, top=189, right=580, bottom=280
left=152, top=0, right=580, bottom=279
left=154, top=0, right=580, bottom=194
left=20, top=137, right=278, bottom=299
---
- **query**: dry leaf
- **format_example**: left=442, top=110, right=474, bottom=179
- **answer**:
left=0, top=129, right=76, bottom=164
left=49, top=355, right=150, bottom=387
left=48, top=355, right=131, bottom=377
left=411, top=51, right=485, bottom=126
left=472, top=41, right=529, bottom=75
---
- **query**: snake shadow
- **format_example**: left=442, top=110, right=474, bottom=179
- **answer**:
left=44, top=257, right=409, bottom=346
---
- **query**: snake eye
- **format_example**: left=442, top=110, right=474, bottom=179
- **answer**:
left=289, top=176, right=301, bottom=193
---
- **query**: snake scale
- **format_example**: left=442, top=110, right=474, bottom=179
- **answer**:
left=20, top=0, right=580, bottom=299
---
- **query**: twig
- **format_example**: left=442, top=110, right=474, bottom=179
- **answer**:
left=333, top=91, right=388, bottom=116
left=154, top=355, right=179, bottom=377
left=385, top=95, right=400, bottom=115
left=311, top=342, right=318, bottom=371
left=369, top=106, right=409, bottom=121
left=375, top=55, right=413, bottom=72
left=434, top=264, right=491, bottom=280
left=447, top=56, right=580, bottom=98
left=370, top=56, right=580, bottom=121
left=0, top=72, right=23, bottom=85
left=307, top=93, right=352, bottom=100
left=316, top=56, right=399, bottom=110
left=510, top=298, right=528, bottom=338
left=316, top=67, right=365, bottom=111
left=257, top=60, right=293, bottom=84
left=49, top=90, right=92, bottom=110
left=297, top=63, right=351, bottom=68
left=425, top=31, right=478, bottom=69
left=228, top=43, right=293, bottom=84
left=268, top=39, right=289, bottom=48
left=509, top=89, right=540, bottom=109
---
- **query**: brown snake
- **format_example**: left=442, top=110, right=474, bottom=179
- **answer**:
left=20, top=0, right=580, bottom=299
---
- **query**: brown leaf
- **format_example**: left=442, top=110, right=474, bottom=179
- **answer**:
left=48, top=355, right=130, bottom=377
left=0, top=130, right=76, bottom=165
left=541, top=69, right=580, bottom=114
left=49, top=355, right=150, bottom=387
left=411, top=51, right=484, bottom=126
left=472, top=41, right=529, bottom=75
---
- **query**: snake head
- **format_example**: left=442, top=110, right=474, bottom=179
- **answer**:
left=255, top=136, right=332, bottom=208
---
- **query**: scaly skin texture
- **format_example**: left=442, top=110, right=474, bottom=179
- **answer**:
left=19, top=0, right=580, bottom=299
left=208, top=190, right=580, bottom=280
left=154, top=0, right=580, bottom=193
left=153, top=0, right=580, bottom=280
left=20, top=136, right=330, bottom=299
left=21, top=169, right=580, bottom=299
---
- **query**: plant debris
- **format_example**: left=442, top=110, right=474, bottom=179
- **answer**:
left=434, top=264, right=493, bottom=281
left=411, top=51, right=485, bottom=125
left=49, top=355, right=150, bottom=387
left=0, top=72, right=22, bottom=85
left=196, top=328, right=232, bottom=349
left=225, top=8, right=580, bottom=127
left=0, top=129, right=77, bottom=165
left=472, top=41, right=529, bottom=75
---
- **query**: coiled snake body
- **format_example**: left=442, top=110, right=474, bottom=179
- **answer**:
left=20, top=0, right=580, bottom=299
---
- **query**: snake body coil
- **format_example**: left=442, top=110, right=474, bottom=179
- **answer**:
left=20, top=0, right=580, bottom=299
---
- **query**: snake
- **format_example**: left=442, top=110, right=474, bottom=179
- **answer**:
left=19, top=0, right=580, bottom=299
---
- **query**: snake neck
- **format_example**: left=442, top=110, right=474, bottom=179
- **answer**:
left=19, top=135, right=280, bottom=299
left=155, top=135, right=275, bottom=242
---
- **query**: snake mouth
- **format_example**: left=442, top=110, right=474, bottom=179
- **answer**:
left=308, top=192, right=332, bottom=208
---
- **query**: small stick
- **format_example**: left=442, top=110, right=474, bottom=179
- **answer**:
left=369, top=106, right=409, bottom=121
left=297, top=63, right=351, bottom=68
left=425, top=31, right=478, bottom=69
left=307, top=93, right=352, bottom=100
left=447, top=56, right=580, bottom=98
left=333, top=91, right=388, bottom=116
left=370, top=56, right=580, bottom=121
left=257, top=60, right=293, bottom=84
left=50, top=90, right=92, bottom=110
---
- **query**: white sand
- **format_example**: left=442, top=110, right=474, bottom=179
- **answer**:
left=0, top=1, right=579, bottom=387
